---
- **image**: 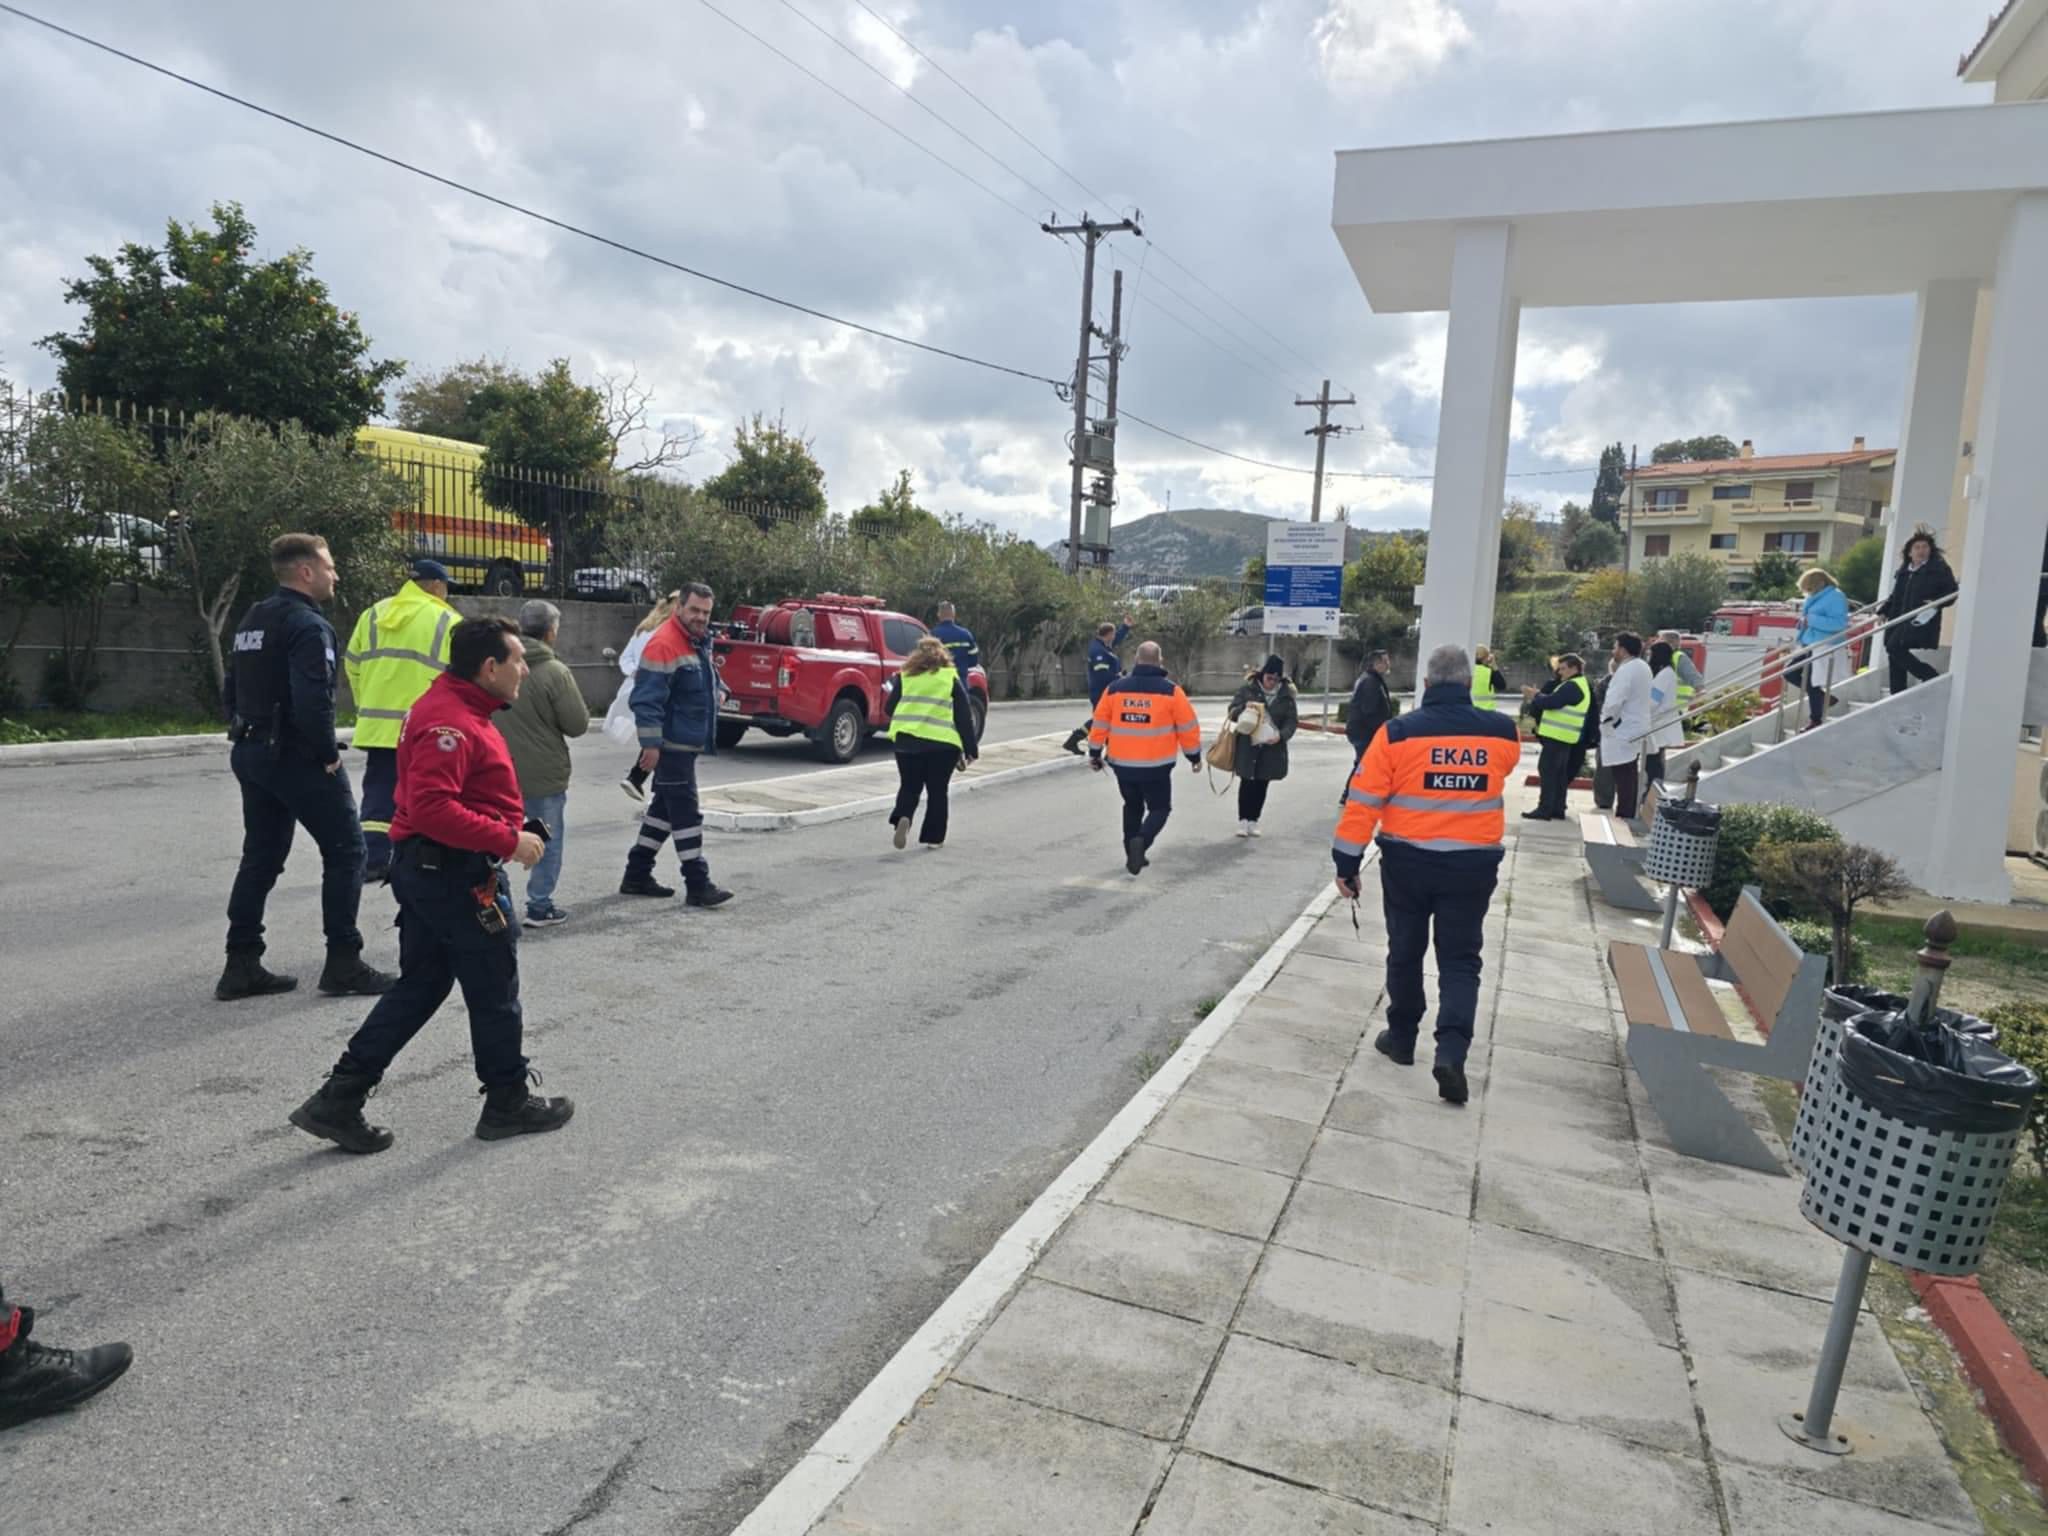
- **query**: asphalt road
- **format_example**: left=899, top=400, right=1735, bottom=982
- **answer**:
left=0, top=717, right=1357, bottom=1535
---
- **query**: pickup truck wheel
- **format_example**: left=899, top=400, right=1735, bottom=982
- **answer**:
left=969, top=694, right=987, bottom=743
left=483, top=561, right=522, bottom=597
left=715, top=719, right=749, bottom=750
left=817, top=698, right=865, bottom=764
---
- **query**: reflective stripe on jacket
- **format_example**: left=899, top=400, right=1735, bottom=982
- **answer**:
left=1534, top=674, right=1589, bottom=744
left=1333, top=682, right=1519, bottom=876
left=1089, top=665, right=1201, bottom=773
left=344, top=581, right=456, bottom=749
left=888, top=666, right=964, bottom=749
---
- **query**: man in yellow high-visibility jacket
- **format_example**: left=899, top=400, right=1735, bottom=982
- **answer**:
left=345, top=559, right=457, bottom=878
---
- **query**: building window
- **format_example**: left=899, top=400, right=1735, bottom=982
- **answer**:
left=1784, top=480, right=1816, bottom=505
left=1646, top=488, right=1688, bottom=510
left=1709, top=534, right=1738, bottom=550
left=1711, top=484, right=1751, bottom=500
left=1763, top=531, right=1819, bottom=554
left=1643, top=534, right=1671, bottom=558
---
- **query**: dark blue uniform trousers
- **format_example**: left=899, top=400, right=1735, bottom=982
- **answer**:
left=1116, top=770, right=1173, bottom=849
left=1380, top=856, right=1497, bottom=1068
left=339, top=848, right=527, bottom=1088
left=358, top=746, right=399, bottom=879
left=623, top=750, right=712, bottom=892
left=225, top=740, right=366, bottom=957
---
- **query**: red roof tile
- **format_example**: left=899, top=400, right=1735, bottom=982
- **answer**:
left=1628, top=449, right=1893, bottom=481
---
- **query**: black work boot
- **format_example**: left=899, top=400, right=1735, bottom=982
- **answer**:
left=214, top=953, right=297, bottom=1002
left=685, top=884, right=734, bottom=910
left=317, top=949, right=396, bottom=997
left=1062, top=728, right=1087, bottom=756
left=1125, top=836, right=1149, bottom=876
left=288, top=1067, right=394, bottom=1154
left=1434, top=1061, right=1470, bottom=1105
left=0, top=1316, right=133, bottom=1431
left=620, top=874, right=675, bottom=898
left=1373, top=1029, right=1416, bottom=1067
left=475, top=1072, right=575, bottom=1142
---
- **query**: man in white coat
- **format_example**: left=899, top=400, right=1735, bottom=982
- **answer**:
left=1599, top=631, right=1654, bottom=819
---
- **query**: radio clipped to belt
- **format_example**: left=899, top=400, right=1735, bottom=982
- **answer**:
left=475, top=816, right=551, bottom=934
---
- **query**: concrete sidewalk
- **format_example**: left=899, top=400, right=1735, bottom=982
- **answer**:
left=761, top=798, right=1980, bottom=1533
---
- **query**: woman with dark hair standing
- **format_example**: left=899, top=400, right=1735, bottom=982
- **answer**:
left=1644, top=640, right=1684, bottom=785
left=1227, top=655, right=1298, bottom=838
left=1879, top=529, right=1958, bottom=694
left=882, top=636, right=980, bottom=850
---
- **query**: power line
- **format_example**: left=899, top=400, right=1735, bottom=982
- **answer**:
left=0, top=2, right=1065, bottom=391
left=1118, top=410, right=1596, bottom=482
left=768, top=0, right=1070, bottom=220
left=693, top=0, right=1041, bottom=227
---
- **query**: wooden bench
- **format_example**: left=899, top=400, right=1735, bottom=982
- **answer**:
left=1605, top=888, right=1824, bottom=1174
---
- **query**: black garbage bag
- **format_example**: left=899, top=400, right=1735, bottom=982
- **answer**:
left=1839, top=1010, right=2038, bottom=1134
left=1653, top=799, right=1720, bottom=836
left=1822, top=985, right=1995, bottom=1040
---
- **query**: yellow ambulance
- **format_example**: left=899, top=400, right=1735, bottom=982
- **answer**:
left=356, top=425, right=551, bottom=595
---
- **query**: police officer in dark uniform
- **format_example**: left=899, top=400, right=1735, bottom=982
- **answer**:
left=216, top=534, right=393, bottom=1003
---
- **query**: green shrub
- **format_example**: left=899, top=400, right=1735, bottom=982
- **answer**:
left=1780, top=917, right=1865, bottom=983
left=1986, top=1001, right=2048, bottom=1174
left=1701, top=802, right=1841, bottom=920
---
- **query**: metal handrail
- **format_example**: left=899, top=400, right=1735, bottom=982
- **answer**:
left=1618, top=590, right=1956, bottom=748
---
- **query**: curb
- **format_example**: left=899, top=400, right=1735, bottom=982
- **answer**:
left=729, top=872, right=1353, bottom=1536
left=0, top=727, right=356, bottom=768
left=701, top=750, right=1084, bottom=833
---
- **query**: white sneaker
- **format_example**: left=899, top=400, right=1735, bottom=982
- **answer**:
left=1234, top=821, right=1250, bottom=838
left=892, top=817, right=911, bottom=850
left=1248, top=822, right=1263, bottom=838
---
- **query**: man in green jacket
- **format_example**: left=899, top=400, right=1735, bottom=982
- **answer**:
left=496, top=600, right=590, bottom=925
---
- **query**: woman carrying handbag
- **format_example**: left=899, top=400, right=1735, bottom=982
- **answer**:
left=1225, top=654, right=1298, bottom=837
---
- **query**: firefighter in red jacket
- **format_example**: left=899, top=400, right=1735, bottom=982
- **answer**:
left=289, top=618, right=573, bottom=1152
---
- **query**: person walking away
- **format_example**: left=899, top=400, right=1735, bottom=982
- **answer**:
left=1794, top=568, right=1852, bottom=731
left=1090, top=640, right=1202, bottom=875
left=1471, top=646, right=1502, bottom=711
left=930, top=601, right=980, bottom=680
left=343, top=558, right=457, bottom=881
left=1063, top=614, right=1133, bottom=754
left=1345, top=649, right=1395, bottom=784
left=1522, top=652, right=1589, bottom=820
left=620, top=583, right=733, bottom=908
left=0, top=1279, right=131, bottom=1430
left=1600, top=632, right=1653, bottom=819
left=883, top=636, right=980, bottom=849
left=1333, top=644, right=1518, bottom=1104
left=289, top=618, right=571, bottom=1152
left=496, top=600, right=589, bottom=926
left=217, top=534, right=393, bottom=1003
left=1644, top=640, right=1685, bottom=785
left=1227, top=654, right=1298, bottom=837
left=610, top=591, right=679, bottom=801
left=1880, top=529, right=1958, bottom=694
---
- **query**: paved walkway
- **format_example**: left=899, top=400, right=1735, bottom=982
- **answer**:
left=792, top=779, right=1981, bottom=1534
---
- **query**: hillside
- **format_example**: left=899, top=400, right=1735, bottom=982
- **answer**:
left=1074, top=507, right=1378, bottom=580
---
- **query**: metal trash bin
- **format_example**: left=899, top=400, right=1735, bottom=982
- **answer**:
left=1643, top=796, right=1721, bottom=888
left=1793, top=1001, right=1994, bottom=1174
left=1799, top=1014, right=2038, bottom=1277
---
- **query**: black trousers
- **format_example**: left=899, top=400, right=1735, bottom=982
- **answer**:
left=1381, top=856, right=1496, bottom=1068
left=891, top=749, right=955, bottom=845
left=1238, top=778, right=1271, bottom=822
left=359, top=746, right=398, bottom=878
left=1806, top=686, right=1828, bottom=728
left=340, top=847, right=526, bottom=1089
left=623, top=750, right=711, bottom=892
left=2035, top=576, right=2047, bottom=647
left=1536, top=739, right=1574, bottom=816
left=225, top=740, right=365, bottom=957
left=1643, top=751, right=1666, bottom=786
left=1118, top=772, right=1173, bottom=850
left=1887, top=643, right=1940, bottom=694
left=1610, top=761, right=1641, bottom=820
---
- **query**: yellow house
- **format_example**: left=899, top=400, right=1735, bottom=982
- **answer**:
left=1623, top=438, right=1893, bottom=588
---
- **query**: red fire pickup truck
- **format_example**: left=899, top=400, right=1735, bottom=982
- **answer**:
left=712, top=594, right=990, bottom=763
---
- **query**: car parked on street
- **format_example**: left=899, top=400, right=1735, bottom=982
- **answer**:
left=713, top=593, right=990, bottom=762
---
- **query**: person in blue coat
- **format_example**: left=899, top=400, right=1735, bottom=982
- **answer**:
left=1795, top=567, right=1852, bottom=731
left=1064, top=613, right=1132, bottom=754
left=929, top=602, right=981, bottom=679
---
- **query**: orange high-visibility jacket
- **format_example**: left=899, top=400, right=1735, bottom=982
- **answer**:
left=1332, top=682, right=1520, bottom=874
left=1089, top=665, right=1202, bottom=774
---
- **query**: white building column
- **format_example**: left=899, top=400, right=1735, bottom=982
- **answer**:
left=1417, top=222, right=1519, bottom=670
left=1922, top=193, right=2048, bottom=902
left=1880, top=278, right=1978, bottom=597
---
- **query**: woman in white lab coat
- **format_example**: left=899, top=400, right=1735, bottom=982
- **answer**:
left=1598, top=631, right=1654, bottom=819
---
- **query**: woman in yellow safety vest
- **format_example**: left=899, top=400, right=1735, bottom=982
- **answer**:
left=882, top=636, right=981, bottom=850
left=1521, top=652, right=1590, bottom=820
left=1471, top=646, right=1503, bottom=711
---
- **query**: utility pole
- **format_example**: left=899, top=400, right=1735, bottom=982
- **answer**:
left=1296, top=379, right=1357, bottom=523
left=1045, top=213, right=1141, bottom=573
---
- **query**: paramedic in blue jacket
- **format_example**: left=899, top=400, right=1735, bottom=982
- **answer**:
left=930, top=602, right=981, bottom=678
left=1063, top=613, right=1133, bottom=755
left=619, top=582, right=733, bottom=908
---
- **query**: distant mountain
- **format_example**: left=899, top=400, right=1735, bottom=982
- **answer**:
left=1057, top=508, right=1379, bottom=581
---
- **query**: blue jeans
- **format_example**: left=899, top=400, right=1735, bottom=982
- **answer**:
left=523, top=791, right=566, bottom=910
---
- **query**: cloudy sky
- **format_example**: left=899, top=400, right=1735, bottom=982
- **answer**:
left=0, top=1, right=1992, bottom=542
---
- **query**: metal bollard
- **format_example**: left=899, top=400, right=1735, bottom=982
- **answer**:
left=1780, top=910, right=1957, bottom=1456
